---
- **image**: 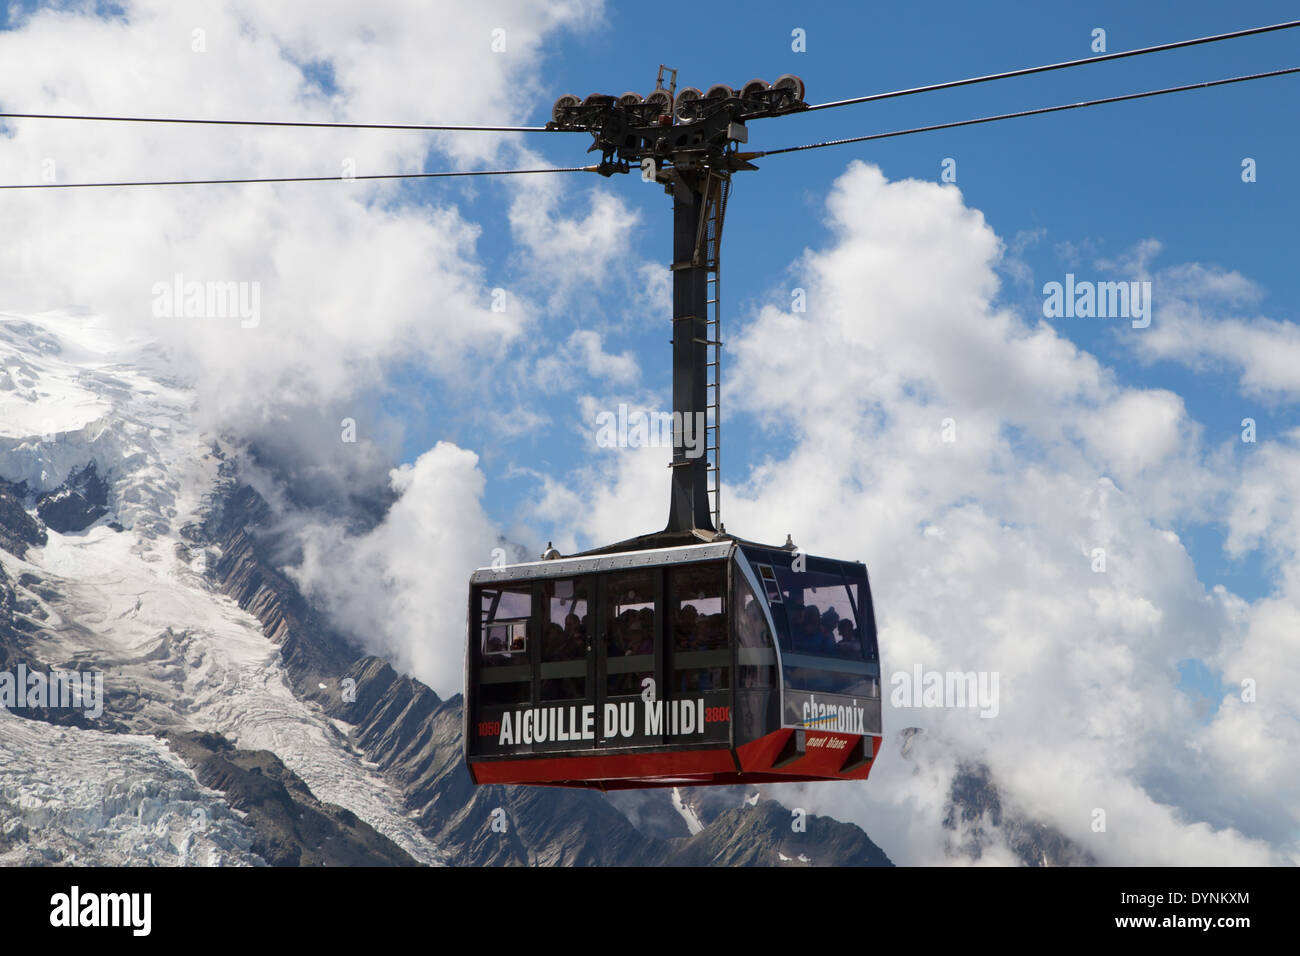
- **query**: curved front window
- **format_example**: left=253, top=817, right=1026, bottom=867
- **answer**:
left=739, top=551, right=881, bottom=701
left=771, top=565, right=877, bottom=662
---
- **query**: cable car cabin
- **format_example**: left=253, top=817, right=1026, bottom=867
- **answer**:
left=464, top=539, right=882, bottom=790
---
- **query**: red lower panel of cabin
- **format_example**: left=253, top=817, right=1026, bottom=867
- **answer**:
left=467, top=729, right=882, bottom=790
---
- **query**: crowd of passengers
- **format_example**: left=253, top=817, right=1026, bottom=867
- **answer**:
left=484, top=591, right=874, bottom=707
left=541, top=612, right=591, bottom=660
left=524, top=602, right=867, bottom=661
left=781, top=603, right=865, bottom=657
left=538, top=605, right=733, bottom=660
left=608, top=606, right=657, bottom=656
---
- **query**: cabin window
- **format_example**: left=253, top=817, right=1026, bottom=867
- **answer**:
left=540, top=578, right=589, bottom=700
left=477, top=584, right=532, bottom=707
left=479, top=586, right=531, bottom=666
left=605, top=569, right=655, bottom=697
left=734, top=571, right=775, bottom=688
left=669, top=563, right=729, bottom=691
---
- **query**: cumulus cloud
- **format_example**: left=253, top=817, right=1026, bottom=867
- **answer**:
left=0, top=0, right=608, bottom=499
left=1142, top=312, right=1300, bottom=404
left=529, top=329, right=640, bottom=392
left=289, top=442, right=500, bottom=693
left=507, top=169, right=643, bottom=312
left=1121, top=258, right=1300, bottom=403
left=547, top=161, right=1296, bottom=864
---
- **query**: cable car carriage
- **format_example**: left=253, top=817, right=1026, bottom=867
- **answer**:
left=464, top=71, right=882, bottom=788
left=465, top=532, right=882, bottom=789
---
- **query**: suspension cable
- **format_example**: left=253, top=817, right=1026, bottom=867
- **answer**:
left=0, top=165, right=597, bottom=190
left=0, top=112, right=550, bottom=133
left=801, top=19, right=1300, bottom=113
left=754, top=67, right=1300, bottom=158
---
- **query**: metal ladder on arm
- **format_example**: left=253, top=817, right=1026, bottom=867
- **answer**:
left=698, top=173, right=730, bottom=532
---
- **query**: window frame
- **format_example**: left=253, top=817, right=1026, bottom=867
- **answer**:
left=666, top=560, right=732, bottom=695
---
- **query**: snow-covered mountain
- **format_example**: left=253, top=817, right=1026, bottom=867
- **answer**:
left=1, top=312, right=441, bottom=865
left=0, top=708, right=264, bottom=866
left=1, top=310, right=1079, bottom=866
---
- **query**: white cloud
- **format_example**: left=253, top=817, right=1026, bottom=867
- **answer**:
left=0, top=0, right=605, bottom=455
left=289, top=441, right=499, bottom=694
left=545, top=160, right=1297, bottom=864
left=528, top=421, right=668, bottom=554
left=1128, top=260, right=1300, bottom=402
left=1079, top=389, right=1190, bottom=478
left=1142, top=312, right=1300, bottom=402
left=507, top=171, right=643, bottom=312
left=530, top=329, right=640, bottom=391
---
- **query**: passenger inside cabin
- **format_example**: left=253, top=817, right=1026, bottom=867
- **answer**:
left=630, top=611, right=654, bottom=655
left=563, top=612, right=587, bottom=656
left=704, top=613, right=727, bottom=649
left=797, top=604, right=827, bottom=652
left=837, top=618, right=861, bottom=656
left=820, top=607, right=839, bottom=645
left=604, top=606, right=654, bottom=696
left=543, top=621, right=566, bottom=659
left=623, top=612, right=644, bottom=653
left=607, top=613, right=625, bottom=657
